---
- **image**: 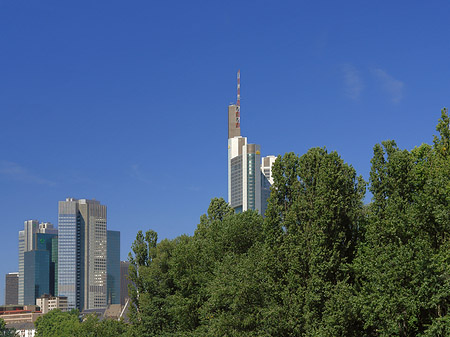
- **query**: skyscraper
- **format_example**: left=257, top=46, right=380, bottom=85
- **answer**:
left=18, top=221, right=58, bottom=305
left=107, top=230, right=120, bottom=305
left=5, top=272, right=18, bottom=305
left=227, top=71, right=275, bottom=215
left=120, top=261, right=131, bottom=306
left=58, top=198, right=107, bottom=310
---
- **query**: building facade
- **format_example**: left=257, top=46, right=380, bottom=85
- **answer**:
left=120, top=261, right=130, bottom=306
left=107, top=230, right=120, bottom=305
left=23, top=232, right=57, bottom=305
left=36, top=295, right=68, bottom=314
left=58, top=198, right=107, bottom=310
left=18, top=221, right=58, bottom=305
left=5, top=272, right=19, bottom=305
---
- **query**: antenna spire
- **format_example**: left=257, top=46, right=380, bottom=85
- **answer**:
left=236, top=70, right=240, bottom=129
left=237, top=70, right=240, bottom=107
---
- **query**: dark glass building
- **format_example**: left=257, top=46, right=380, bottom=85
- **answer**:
left=23, top=233, right=57, bottom=305
left=5, top=272, right=19, bottom=305
left=107, top=230, right=120, bottom=305
left=120, top=261, right=130, bottom=306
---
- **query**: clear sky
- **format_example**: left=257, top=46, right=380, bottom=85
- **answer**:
left=1, top=0, right=449, bottom=304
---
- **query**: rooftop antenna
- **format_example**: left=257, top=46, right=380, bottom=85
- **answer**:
left=236, top=70, right=240, bottom=128
left=237, top=69, right=240, bottom=107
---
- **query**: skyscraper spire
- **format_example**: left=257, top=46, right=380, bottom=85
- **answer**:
left=236, top=70, right=240, bottom=129
left=237, top=69, right=240, bottom=107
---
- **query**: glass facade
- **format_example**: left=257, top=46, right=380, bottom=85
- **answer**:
left=58, top=203, right=84, bottom=310
left=58, top=198, right=108, bottom=310
left=107, top=230, right=120, bottom=305
left=19, top=221, right=57, bottom=306
left=24, top=250, right=50, bottom=305
left=51, top=237, right=58, bottom=296
left=247, top=153, right=256, bottom=210
left=18, top=231, right=24, bottom=305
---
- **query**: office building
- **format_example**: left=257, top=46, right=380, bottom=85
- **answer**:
left=5, top=273, right=19, bottom=305
left=58, top=198, right=107, bottom=310
left=120, top=261, right=131, bottom=306
left=18, top=221, right=58, bottom=305
left=23, top=233, right=57, bottom=305
left=227, top=71, right=275, bottom=214
left=107, top=230, right=120, bottom=305
left=36, top=294, right=68, bottom=314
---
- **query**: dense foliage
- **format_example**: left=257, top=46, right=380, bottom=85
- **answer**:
left=125, top=109, right=448, bottom=336
left=32, top=109, right=449, bottom=336
left=34, top=309, right=128, bottom=337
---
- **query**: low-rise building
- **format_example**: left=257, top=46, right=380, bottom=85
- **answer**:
left=6, top=322, right=35, bottom=337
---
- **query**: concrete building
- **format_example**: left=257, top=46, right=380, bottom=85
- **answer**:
left=5, top=272, right=19, bottom=305
left=107, top=230, right=120, bottom=305
left=120, top=261, right=131, bottom=306
left=58, top=198, right=107, bottom=310
left=36, top=295, right=68, bottom=314
left=227, top=71, right=275, bottom=215
left=18, top=221, right=58, bottom=305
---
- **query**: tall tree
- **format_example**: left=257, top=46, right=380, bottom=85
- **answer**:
left=354, top=108, right=450, bottom=336
left=263, top=148, right=366, bottom=336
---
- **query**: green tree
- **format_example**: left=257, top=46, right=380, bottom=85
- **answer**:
left=262, top=148, right=366, bottom=336
left=354, top=108, right=450, bottom=336
left=35, top=309, right=80, bottom=337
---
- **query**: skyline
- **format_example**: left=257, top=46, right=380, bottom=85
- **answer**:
left=2, top=0, right=450, bottom=304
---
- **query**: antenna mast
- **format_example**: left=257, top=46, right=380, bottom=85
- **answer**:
left=236, top=70, right=240, bottom=128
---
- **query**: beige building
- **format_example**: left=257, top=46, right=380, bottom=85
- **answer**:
left=36, top=295, right=68, bottom=314
left=1, top=312, right=42, bottom=324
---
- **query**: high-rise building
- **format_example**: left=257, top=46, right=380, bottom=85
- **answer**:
left=120, top=261, right=131, bottom=306
left=227, top=71, right=275, bottom=215
left=18, top=220, right=38, bottom=305
left=23, top=232, right=57, bottom=305
left=18, top=221, right=58, bottom=305
left=58, top=198, right=107, bottom=310
left=107, top=230, right=120, bottom=305
left=5, top=272, right=19, bottom=305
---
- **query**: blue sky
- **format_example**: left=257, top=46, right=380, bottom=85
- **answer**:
left=1, top=0, right=449, bottom=303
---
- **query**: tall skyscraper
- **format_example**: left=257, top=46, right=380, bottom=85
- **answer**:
left=227, top=71, right=275, bottom=215
left=5, top=272, right=19, bottom=305
left=18, top=221, right=58, bottom=305
left=58, top=198, right=107, bottom=310
left=107, top=230, right=120, bottom=305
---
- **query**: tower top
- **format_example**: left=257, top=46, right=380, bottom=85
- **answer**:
left=228, top=70, right=241, bottom=139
